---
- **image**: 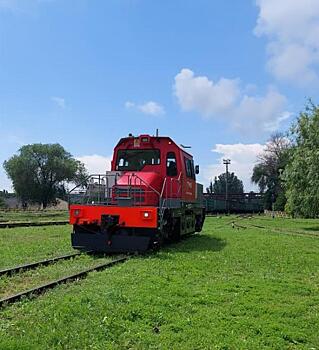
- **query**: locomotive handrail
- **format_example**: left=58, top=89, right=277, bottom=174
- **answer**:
left=131, top=173, right=161, bottom=197
left=68, top=172, right=120, bottom=205
left=160, top=177, right=167, bottom=198
left=68, top=170, right=185, bottom=207
left=169, top=172, right=182, bottom=198
left=68, top=173, right=122, bottom=194
left=68, top=172, right=163, bottom=206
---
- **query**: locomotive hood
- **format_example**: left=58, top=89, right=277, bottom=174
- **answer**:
left=116, top=171, right=163, bottom=193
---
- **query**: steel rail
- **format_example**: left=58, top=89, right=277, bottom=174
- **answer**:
left=0, top=251, right=84, bottom=277
left=250, top=224, right=319, bottom=239
left=233, top=220, right=319, bottom=239
left=0, top=257, right=128, bottom=308
left=0, top=221, right=69, bottom=229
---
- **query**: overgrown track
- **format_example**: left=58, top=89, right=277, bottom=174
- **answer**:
left=0, top=257, right=128, bottom=308
left=0, top=221, right=69, bottom=229
left=232, top=220, right=319, bottom=239
left=0, top=251, right=85, bottom=277
left=0, top=232, right=198, bottom=308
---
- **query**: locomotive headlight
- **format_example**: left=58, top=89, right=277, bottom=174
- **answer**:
left=141, top=211, right=151, bottom=220
left=140, top=210, right=152, bottom=220
left=73, top=209, right=82, bottom=217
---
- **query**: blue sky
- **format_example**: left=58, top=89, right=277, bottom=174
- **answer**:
left=1, top=0, right=319, bottom=191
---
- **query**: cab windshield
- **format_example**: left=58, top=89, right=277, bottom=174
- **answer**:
left=116, top=149, right=160, bottom=171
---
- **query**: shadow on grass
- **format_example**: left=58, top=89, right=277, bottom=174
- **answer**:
left=85, top=234, right=226, bottom=260
left=169, top=234, right=226, bottom=253
left=303, top=226, right=319, bottom=232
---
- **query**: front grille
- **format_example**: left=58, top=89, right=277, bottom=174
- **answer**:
left=114, top=187, right=145, bottom=202
left=114, top=187, right=145, bottom=196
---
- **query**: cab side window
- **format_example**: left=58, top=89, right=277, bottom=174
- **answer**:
left=184, top=157, right=195, bottom=179
left=166, top=152, right=178, bottom=177
left=190, top=159, right=195, bottom=179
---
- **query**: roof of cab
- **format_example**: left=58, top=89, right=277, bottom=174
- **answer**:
left=115, top=134, right=193, bottom=158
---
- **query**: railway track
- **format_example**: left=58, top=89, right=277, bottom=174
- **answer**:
left=0, top=251, right=85, bottom=277
left=0, top=249, right=128, bottom=308
left=232, top=220, right=319, bottom=239
left=0, top=232, right=197, bottom=308
left=0, top=221, right=69, bottom=229
left=0, top=256, right=128, bottom=308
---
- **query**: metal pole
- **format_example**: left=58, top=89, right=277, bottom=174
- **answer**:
left=223, top=159, right=231, bottom=214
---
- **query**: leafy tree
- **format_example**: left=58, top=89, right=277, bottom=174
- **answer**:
left=284, top=103, right=319, bottom=217
left=3, top=143, right=87, bottom=208
left=251, top=133, right=290, bottom=210
left=208, top=172, right=244, bottom=194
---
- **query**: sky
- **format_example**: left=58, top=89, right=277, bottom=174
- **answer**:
left=1, top=0, right=319, bottom=192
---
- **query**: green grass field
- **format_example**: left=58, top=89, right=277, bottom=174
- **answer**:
left=0, top=210, right=68, bottom=223
left=0, top=216, right=318, bottom=349
left=0, top=225, right=73, bottom=268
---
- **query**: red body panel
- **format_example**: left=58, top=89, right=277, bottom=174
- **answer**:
left=70, top=204, right=158, bottom=228
left=115, top=171, right=163, bottom=205
left=117, top=171, right=163, bottom=187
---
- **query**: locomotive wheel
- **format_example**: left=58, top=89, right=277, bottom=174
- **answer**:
left=162, top=210, right=181, bottom=242
left=150, top=235, right=163, bottom=251
left=195, top=211, right=205, bottom=232
left=170, top=217, right=181, bottom=242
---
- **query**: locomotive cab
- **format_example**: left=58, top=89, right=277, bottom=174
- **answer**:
left=69, top=134, right=205, bottom=252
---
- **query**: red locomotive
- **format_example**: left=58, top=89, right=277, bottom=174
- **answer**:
left=69, top=133, right=205, bottom=252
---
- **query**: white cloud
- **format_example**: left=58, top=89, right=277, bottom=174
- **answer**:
left=254, top=0, right=319, bottom=85
left=234, top=89, right=289, bottom=133
left=76, top=155, right=112, bottom=174
left=125, top=100, right=164, bottom=116
left=138, top=101, right=164, bottom=115
left=263, top=111, right=291, bottom=132
left=203, top=143, right=266, bottom=192
left=174, top=68, right=289, bottom=133
left=174, top=68, right=240, bottom=116
left=0, top=133, right=26, bottom=191
left=0, top=169, right=12, bottom=191
left=125, top=101, right=135, bottom=109
left=51, top=96, right=66, bottom=109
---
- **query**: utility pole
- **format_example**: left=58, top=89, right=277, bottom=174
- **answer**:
left=223, top=159, right=231, bottom=214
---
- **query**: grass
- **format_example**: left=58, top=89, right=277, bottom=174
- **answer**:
left=0, top=216, right=318, bottom=349
left=0, top=254, right=113, bottom=299
left=0, top=210, right=68, bottom=223
left=0, top=225, right=73, bottom=268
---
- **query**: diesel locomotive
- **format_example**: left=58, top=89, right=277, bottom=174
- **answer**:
left=69, top=134, right=205, bottom=252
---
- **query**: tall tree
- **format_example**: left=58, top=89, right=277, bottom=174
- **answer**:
left=3, top=143, right=87, bottom=208
left=251, top=133, right=290, bottom=210
left=209, top=172, right=244, bottom=194
left=284, top=103, right=319, bottom=217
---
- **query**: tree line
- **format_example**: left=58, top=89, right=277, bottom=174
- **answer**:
left=252, top=102, right=319, bottom=218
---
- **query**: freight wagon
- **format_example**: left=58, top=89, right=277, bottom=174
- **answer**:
left=204, top=193, right=263, bottom=214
